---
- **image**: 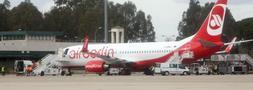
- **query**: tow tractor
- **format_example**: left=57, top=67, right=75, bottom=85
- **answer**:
left=190, top=63, right=211, bottom=75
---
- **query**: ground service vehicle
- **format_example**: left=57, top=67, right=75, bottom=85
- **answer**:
left=190, top=63, right=211, bottom=75
left=154, top=63, right=190, bottom=75
left=14, top=60, right=33, bottom=75
left=230, top=65, right=247, bottom=74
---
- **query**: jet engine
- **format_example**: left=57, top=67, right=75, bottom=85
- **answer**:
left=85, top=60, right=108, bottom=73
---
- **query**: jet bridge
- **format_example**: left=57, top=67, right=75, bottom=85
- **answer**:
left=240, top=54, right=253, bottom=67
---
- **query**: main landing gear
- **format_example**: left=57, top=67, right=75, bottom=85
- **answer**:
left=144, top=67, right=154, bottom=76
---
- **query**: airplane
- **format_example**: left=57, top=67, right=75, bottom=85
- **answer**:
left=58, top=0, right=252, bottom=75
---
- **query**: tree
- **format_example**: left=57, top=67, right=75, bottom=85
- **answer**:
left=44, top=7, right=76, bottom=38
left=145, top=15, right=155, bottom=42
left=177, top=0, right=201, bottom=40
left=9, top=2, right=43, bottom=31
left=3, top=0, right=10, bottom=8
left=108, top=1, right=138, bottom=42
left=128, top=10, right=146, bottom=42
left=0, top=2, right=10, bottom=31
left=76, top=0, right=104, bottom=40
left=50, top=0, right=104, bottom=40
left=48, top=0, right=155, bottom=42
left=126, top=11, right=156, bottom=42
left=237, top=18, right=253, bottom=56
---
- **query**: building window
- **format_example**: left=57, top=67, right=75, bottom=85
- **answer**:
left=37, top=35, right=40, bottom=40
left=119, top=32, right=122, bottom=43
left=2, top=35, right=25, bottom=40
left=46, top=36, right=50, bottom=40
left=32, top=35, right=36, bottom=40
left=43, top=36, right=46, bottom=40
left=29, top=36, right=32, bottom=40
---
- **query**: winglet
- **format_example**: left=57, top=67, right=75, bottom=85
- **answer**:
left=224, top=37, right=237, bottom=53
left=81, top=35, right=89, bottom=52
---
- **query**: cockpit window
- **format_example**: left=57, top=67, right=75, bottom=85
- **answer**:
left=63, top=48, right=69, bottom=57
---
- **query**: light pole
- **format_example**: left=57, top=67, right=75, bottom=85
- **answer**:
left=104, top=0, right=108, bottom=43
left=95, top=27, right=102, bottom=42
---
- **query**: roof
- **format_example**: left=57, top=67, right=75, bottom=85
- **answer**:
left=0, top=31, right=63, bottom=36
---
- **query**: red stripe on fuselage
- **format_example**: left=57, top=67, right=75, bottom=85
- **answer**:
left=132, top=52, right=174, bottom=71
left=132, top=41, right=224, bottom=71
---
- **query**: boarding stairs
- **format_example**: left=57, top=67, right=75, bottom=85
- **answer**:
left=33, top=54, right=61, bottom=75
left=241, top=54, right=253, bottom=67
left=210, top=54, right=253, bottom=70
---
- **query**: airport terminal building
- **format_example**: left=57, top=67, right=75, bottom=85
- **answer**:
left=0, top=27, right=125, bottom=71
left=0, top=31, right=81, bottom=67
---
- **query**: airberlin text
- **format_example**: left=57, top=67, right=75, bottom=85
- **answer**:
left=69, top=47, right=114, bottom=59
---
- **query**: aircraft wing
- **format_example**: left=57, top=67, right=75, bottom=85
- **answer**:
left=95, top=55, right=131, bottom=64
left=79, top=52, right=131, bottom=64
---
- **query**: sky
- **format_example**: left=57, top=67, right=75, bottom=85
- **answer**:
left=1, top=0, right=253, bottom=41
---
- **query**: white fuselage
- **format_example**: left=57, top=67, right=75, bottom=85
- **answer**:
left=61, top=36, right=193, bottom=68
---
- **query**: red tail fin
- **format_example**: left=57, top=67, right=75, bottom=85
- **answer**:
left=81, top=36, right=89, bottom=52
left=192, top=0, right=228, bottom=42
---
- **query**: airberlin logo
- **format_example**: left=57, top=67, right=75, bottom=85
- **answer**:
left=207, top=4, right=226, bottom=36
left=69, top=46, right=115, bottom=59
left=210, top=15, right=222, bottom=29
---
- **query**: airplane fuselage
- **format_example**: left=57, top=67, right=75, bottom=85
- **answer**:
left=62, top=36, right=223, bottom=71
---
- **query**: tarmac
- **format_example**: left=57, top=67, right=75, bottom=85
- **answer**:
left=0, top=74, right=253, bottom=90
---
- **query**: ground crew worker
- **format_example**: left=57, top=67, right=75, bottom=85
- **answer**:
left=1, top=66, right=6, bottom=76
left=25, top=66, right=29, bottom=76
left=26, top=65, right=33, bottom=76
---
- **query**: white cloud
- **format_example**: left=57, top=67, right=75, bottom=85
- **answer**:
left=4, top=0, right=54, bottom=13
left=31, top=0, right=55, bottom=13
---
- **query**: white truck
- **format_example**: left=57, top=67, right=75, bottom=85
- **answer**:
left=154, top=63, right=190, bottom=76
left=14, top=60, right=33, bottom=75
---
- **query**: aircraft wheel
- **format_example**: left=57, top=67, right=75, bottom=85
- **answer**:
left=98, top=73, right=102, bottom=76
left=61, top=71, right=66, bottom=76
left=144, top=68, right=154, bottom=75
left=164, top=71, right=169, bottom=76
left=40, top=71, right=45, bottom=76
left=183, top=71, right=188, bottom=75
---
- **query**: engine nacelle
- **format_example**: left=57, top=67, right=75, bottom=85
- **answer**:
left=85, top=60, right=107, bottom=73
